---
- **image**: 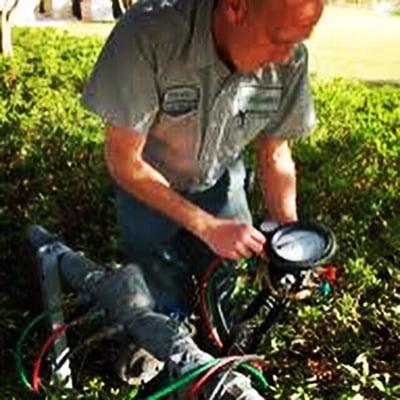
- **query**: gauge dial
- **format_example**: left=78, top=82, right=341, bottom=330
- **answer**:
left=273, top=229, right=326, bottom=262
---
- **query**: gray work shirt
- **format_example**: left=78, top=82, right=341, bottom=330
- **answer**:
left=82, top=0, right=316, bottom=193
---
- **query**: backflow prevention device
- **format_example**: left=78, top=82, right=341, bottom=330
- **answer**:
left=26, top=226, right=168, bottom=389
left=26, top=221, right=336, bottom=390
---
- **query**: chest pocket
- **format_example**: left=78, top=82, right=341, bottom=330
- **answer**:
left=161, top=86, right=200, bottom=117
left=233, top=84, right=282, bottom=119
left=226, top=84, right=282, bottom=148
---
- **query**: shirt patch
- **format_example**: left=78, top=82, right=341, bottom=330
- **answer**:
left=162, top=86, right=200, bottom=117
left=233, top=84, right=282, bottom=116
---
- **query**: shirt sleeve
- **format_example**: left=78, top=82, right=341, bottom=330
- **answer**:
left=267, top=44, right=317, bottom=139
left=81, top=15, right=159, bottom=134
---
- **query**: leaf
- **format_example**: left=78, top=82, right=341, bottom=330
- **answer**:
left=342, top=364, right=360, bottom=378
left=351, top=394, right=365, bottom=400
left=354, top=353, right=368, bottom=365
left=372, top=378, right=386, bottom=393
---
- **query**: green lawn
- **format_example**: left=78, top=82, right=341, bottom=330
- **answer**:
left=54, top=5, right=400, bottom=82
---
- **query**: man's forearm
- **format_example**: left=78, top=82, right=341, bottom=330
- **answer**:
left=105, top=125, right=216, bottom=238
left=111, top=157, right=216, bottom=237
left=257, top=138, right=298, bottom=223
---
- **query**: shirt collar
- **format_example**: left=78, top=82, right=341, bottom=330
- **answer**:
left=195, top=0, right=226, bottom=69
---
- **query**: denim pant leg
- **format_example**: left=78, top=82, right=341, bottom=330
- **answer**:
left=212, top=158, right=252, bottom=224
left=116, top=186, right=181, bottom=261
left=186, top=159, right=253, bottom=277
left=116, top=186, right=195, bottom=316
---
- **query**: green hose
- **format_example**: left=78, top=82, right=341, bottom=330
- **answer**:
left=241, top=363, right=269, bottom=389
left=15, top=309, right=54, bottom=389
left=141, top=358, right=220, bottom=400
left=139, top=356, right=268, bottom=400
left=15, top=305, right=101, bottom=391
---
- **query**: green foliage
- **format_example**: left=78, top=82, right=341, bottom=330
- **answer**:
left=0, top=28, right=122, bottom=261
left=0, top=28, right=122, bottom=398
left=246, top=77, right=400, bottom=398
left=1, top=28, right=399, bottom=399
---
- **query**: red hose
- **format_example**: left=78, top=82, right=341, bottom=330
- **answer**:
left=199, top=257, right=225, bottom=350
left=186, top=355, right=268, bottom=399
left=184, top=356, right=240, bottom=400
left=32, top=324, right=70, bottom=392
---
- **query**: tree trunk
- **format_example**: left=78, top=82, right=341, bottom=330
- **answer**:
left=0, top=0, right=19, bottom=57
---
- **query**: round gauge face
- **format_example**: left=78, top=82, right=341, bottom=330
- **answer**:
left=273, top=229, right=327, bottom=262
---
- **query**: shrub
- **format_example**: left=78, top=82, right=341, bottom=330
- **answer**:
left=0, top=29, right=120, bottom=396
left=256, top=78, right=400, bottom=399
left=0, top=28, right=118, bottom=253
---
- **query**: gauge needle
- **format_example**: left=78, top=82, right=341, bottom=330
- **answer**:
left=276, top=234, right=315, bottom=249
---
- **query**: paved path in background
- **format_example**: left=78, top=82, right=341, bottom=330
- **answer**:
left=58, top=5, right=400, bottom=82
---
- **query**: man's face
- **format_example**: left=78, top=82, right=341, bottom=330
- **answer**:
left=228, top=0, right=324, bottom=72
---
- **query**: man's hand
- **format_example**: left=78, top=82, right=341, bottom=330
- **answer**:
left=200, top=218, right=266, bottom=260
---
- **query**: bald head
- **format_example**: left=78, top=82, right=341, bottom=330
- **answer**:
left=229, top=0, right=320, bottom=24
left=278, top=0, right=323, bottom=27
left=249, top=0, right=324, bottom=44
left=292, top=0, right=324, bottom=23
left=213, top=0, right=324, bottom=71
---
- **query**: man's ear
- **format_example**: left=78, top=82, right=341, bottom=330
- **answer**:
left=225, top=0, right=248, bottom=24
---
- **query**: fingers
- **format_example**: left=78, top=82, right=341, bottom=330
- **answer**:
left=224, top=251, right=243, bottom=261
left=249, top=231, right=266, bottom=254
left=233, top=225, right=266, bottom=259
left=244, top=226, right=267, bottom=255
left=203, top=219, right=267, bottom=260
left=249, top=227, right=267, bottom=245
left=219, top=241, right=252, bottom=260
left=235, top=241, right=253, bottom=259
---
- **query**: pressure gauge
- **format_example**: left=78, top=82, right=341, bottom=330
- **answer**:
left=266, top=222, right=336, bottom=271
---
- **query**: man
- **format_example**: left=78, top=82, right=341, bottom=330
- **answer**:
left=82, top=0, right=323, bottom=397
